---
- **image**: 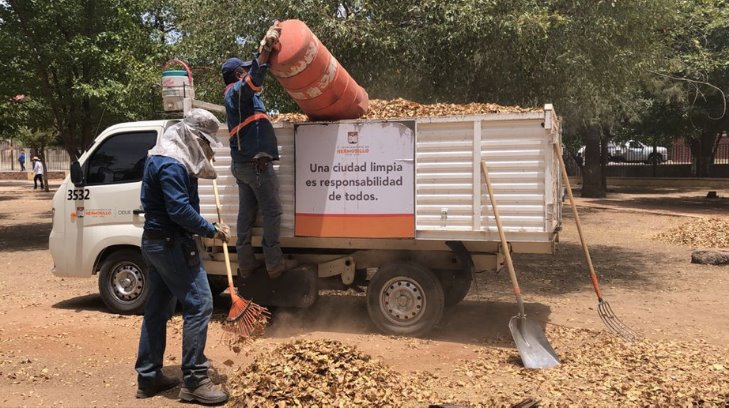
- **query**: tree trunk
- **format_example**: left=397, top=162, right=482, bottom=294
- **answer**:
left=600, top=128, right=609, bottom=192
left=581, top=125, right=606, bottom=198
left=700, top=131, right=717, bottom=177
left=40, top=147, right=49, bottom=192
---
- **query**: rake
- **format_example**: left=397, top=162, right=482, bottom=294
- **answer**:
left=211, top=170, right=270, bottom=339
left=554, top=144, right=639, bottom=341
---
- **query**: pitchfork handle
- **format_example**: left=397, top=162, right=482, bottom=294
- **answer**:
left=553, top=144, right=604, bottom=300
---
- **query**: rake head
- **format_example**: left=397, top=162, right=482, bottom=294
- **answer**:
left=598, top=300, right=639, bottom=342
left=223, top=288, right=270, bottom=340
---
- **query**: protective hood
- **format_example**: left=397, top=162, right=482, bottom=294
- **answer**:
left=148, top=108, right=223, bottom=179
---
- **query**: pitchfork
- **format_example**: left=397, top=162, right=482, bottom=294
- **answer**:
left=554, top=144, right=639, bottom=342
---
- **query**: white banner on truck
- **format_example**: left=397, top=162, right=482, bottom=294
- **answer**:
left=295, top=121, right=415, bottom=238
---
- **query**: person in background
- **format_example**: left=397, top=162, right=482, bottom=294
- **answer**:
left=220, top=21, right=297, bottom=279
left=135, top=108, right=231, bottom=405
left=18, top=151, right=25, bottom=171
left=32, top=156, right=43, bottom=190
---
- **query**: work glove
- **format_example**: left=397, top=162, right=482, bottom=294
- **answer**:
left=213, top=222, right=231, bottom=242
left=259, top=22, right=282, bottom=52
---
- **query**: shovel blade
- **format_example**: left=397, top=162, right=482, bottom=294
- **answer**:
left=508, top=316, right=560, bottom=369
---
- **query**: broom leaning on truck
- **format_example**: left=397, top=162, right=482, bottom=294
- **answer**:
left=48, top=102, right=563, bottom=337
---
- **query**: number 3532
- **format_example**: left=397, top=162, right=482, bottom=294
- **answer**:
left=67, top=189, right=90, bottom=200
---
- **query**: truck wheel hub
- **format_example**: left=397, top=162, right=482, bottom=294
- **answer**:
left=380, top=277, right=425, bottom=324
left=112, top=263, right=144, bottom=301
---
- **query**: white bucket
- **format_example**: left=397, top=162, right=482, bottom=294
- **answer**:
left=162, top=60, right=194, bottom=112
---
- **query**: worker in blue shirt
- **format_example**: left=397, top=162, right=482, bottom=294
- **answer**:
left=135, top=109, right=230, bottom=405
left=221, top=21, right=297, bottom=279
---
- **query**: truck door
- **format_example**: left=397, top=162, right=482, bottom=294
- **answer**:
left=65, top=131, right=158, bottom=274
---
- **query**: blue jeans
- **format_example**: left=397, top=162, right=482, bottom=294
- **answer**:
left=231, top=160, right=283, bottom=271
left=135, top=236, right=213, bottom=389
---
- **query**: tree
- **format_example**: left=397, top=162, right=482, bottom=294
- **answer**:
left=0, top=0, right=170, bottom=159
left=630, top=0, right=729, bottom=177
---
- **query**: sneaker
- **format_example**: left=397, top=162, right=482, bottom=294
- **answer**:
left=179, top=378, right=228, bottom=405
left=136, top=374, right=180, bottom=399
left=267, top=259, right=299, bottom=279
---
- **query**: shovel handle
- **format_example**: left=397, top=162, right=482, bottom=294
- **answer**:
left=481, top=160, right=526, bottom=317
left=210, top=163, right=236, bottom=289
left=553, top=144, right=603, bottom=300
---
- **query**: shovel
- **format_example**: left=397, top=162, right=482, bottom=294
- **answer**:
left=481, top=161, right=560, bottom=369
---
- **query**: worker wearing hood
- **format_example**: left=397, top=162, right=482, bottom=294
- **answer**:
left=135, top=108, right=230, bottom=404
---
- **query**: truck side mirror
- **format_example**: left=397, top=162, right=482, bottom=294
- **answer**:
left=70, top=161, right=85, bottom=187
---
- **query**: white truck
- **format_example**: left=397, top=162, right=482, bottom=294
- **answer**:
left=49, top=105, right=563, bottom=336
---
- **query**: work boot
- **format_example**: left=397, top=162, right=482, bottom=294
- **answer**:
left=237, top=260, right=265, bottom=279
left=179, top=378, right=228, bottom=405
left=136, top=373, right=180, bottom=399
left=267, top=259, right=299, bottom=279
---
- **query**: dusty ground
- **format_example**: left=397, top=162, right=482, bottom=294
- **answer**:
left=1, top=180, right=728, bottom=407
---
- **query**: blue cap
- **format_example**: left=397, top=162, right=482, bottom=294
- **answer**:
left=221, top=58, right=253, bottom=85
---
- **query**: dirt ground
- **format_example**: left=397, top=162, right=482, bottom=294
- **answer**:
left=1, top=180, right=728, bottom=407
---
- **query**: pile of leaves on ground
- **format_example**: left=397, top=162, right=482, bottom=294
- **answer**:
left=433, top=326, right=729, bottom=407
left=226, top=327, right=729, bottom=407
left=226, top=339, right=431, bottom=407
left=655, top=217, right=729, bottom=249
left=272, top=98, right=537, bottom=122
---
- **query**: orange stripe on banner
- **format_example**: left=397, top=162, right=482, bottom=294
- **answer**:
left=295, top=214, right=414, bottom=238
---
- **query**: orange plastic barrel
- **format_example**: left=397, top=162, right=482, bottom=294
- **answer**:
left=269, top=19, right=368, bottom=120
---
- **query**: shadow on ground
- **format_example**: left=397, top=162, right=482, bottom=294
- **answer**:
left=577, top=186, right=729, bottom=215
left=52, top=293, right=108, bottom=313
left=0, top=220, right=51, bottom=251
left=52, top=288, right=553, bottom=348
left=264, top=294, right=552, bottom=348
left=509, top=239, right=654, bottom=296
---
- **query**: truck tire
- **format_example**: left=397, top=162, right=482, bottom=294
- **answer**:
left=207, top=275, right=229, bottom=296
left=648, top=153, right=664, bottom=164
left=438, top=268, right=473, bottom=307
left=98, top=249, right=149, bottom=315
left=367, top=262, right=444, bottom=337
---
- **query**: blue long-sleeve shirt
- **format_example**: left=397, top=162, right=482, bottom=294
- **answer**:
left=224, top=54, right=279, bottom=162
left=141, top=155, right=217, bottom=238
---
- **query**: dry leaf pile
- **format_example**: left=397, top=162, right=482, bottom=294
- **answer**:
left=272, top=98, right=537, bottom=122
left=226, top=339, right=431, bottom=407
left=432, top=326, right=729, bottom=407
left=224, top=328, right=728, bottom=407
left=655, top=217, right=729, bottom=248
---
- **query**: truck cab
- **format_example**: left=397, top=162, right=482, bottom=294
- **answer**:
left=49, top=121, right=170, bottom=313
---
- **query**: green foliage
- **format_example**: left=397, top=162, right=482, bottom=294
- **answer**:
left=15, top=126, right=57, bottom=151
left=1, top=0, right=726, bottom=165
left=0, top=0, right=169, bottom=158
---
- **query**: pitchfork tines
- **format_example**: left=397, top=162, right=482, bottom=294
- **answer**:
left=598, top=299, right=639, bottom=341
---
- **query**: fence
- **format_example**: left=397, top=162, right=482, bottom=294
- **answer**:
left=0, top=148, right=71, bottom=172
left=567, top=138, right=729, bottom=178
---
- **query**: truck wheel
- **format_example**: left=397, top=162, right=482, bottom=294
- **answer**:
left=207, top=275, right=229, bottom=296
left=648, top=153, right=664, bottom=164
left=438, top=269, right=473, bottom=307
left=98, top=249, right=148, bottom=315
left=367, top=262, right=444, bottom=337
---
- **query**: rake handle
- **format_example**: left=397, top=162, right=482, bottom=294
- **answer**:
left=553, top=144, right=603, bottom=300
left=210, top=168, right=236, bottom=290
left=481, top=160, right=526, bottom=317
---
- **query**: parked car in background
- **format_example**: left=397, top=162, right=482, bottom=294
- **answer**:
left=575, top=142, right=623, bottom=165
left=576, top=140, right=669, bottom=165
